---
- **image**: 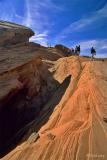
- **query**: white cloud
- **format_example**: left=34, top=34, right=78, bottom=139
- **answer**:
left=75, top=39, right=107, bottom=50
left=0, top=1, right=15, bottom=22
left=75, top=40, right=97, bottom=50
left=101, top=45, right=107, bottom=49
left=97, top=53, right=107, bottom=58
left=57, top=4, right=107, bottom=39
left=24, top=0, right=32, bottom=27
left=23, top=0, right=63, bottom=46
left=30, top=31, right=48, bottom=46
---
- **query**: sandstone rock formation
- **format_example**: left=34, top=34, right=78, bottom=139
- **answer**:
left=0, top=21, right=107, bottom=160
left=0, top=21, right=65, bottom=157
left=0, top=21, right=34, bottom=46
left=55, top=44, right=75, bottom=57
left=1, top=56, right=107, bottom=160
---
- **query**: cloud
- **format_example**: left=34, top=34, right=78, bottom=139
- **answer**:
left=30, top=31, right=48, bottom=46
left=74, top=40, right=97, bottom=50
left=0, top=0, right=25, bottom=25
left=23, top=0, right=63, bottom=45
left=57, top=3, right=107, bottom=40
left=23, top=0, right=63, bottom=29
left=97, top=53, right=107, bottom=58
left=0, top=1, right=15, bottom=22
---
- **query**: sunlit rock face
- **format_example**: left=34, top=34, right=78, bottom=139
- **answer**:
left=1, top=21, right=107, bottom=160
left=2, top=54, right=107, bottom=160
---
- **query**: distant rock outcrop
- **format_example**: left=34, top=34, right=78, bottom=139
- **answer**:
left=55, top=44, right=74, bottom=56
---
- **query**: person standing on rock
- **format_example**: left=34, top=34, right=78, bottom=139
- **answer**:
left=77, top=45, right=80, bottom=55
left=71, top=48, right=74, bottom=53
left=91, top=47, right=96, bottom=61
left=75, top=45, right=80, bottom=56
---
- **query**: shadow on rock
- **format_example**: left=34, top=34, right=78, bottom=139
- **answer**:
left=0, top=75, right=71, bottom=158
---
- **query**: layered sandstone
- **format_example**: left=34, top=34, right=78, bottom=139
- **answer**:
left=0, top=21, right=65, bottom=157
left=0, top=21, right=107, bottom=160
left=0, top=21, right=34, bottom=46
left=1, top=56, right=107, bottom=160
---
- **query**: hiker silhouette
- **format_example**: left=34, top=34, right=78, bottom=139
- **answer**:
left=75, top=45, right=80, bottom=56
left=91, top=47, right=96, bottom=61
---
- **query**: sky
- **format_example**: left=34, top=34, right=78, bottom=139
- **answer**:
left=0, top=0, right=107, bottom=57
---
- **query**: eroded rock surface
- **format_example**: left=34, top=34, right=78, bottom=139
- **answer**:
left=2, top=56, right=107, bottom=160
left=55, top=44, right=74, bottom=57
left=0, top=21, right=34, bottom=46
left=0, top=21, right=65, bottom=157
left=0, top=21, right=107, bottom=160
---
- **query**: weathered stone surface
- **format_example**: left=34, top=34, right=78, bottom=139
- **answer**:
left=2, top=56, right=107, bottom=160
left=0, top=21, right=65, bottom=157
left=55, top=44, right=74, bottom=56
left=27, top=132, right=40, bottom=144
left=0, top=21, right=34, bottom=46
left=1, top=21, right=107, bottom=160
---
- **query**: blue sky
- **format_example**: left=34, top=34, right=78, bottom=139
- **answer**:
left=0, top=0, right=107, bottom=57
